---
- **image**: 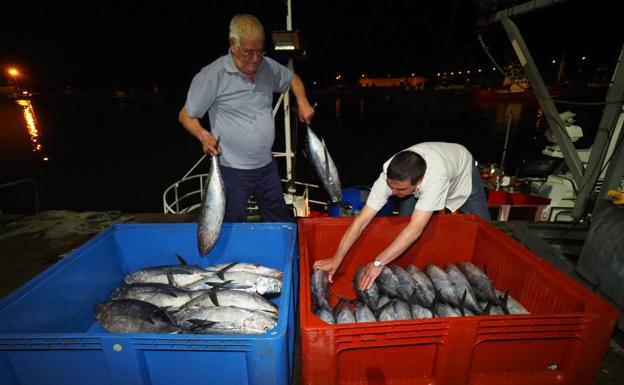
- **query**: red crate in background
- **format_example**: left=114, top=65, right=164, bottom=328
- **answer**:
left=298, top=215, right=618, bottom=385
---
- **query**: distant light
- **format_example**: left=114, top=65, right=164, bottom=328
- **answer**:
left=492, top=67, right=496, bottom=71
left=551, top=59, right=556, bottom=64
left=458, top=71, right=462, bottom=75
left=361, top=74, right=365, bottom=78
left=43, top=157, right=49, bottom=161
left=313, top=81, right=317, bottom=85
left=335, top=74, right=342, bottom=80
left=7, top=68, right=19, bottom=77
left=411, top=73, right=415, bottom=77
left=387, top=74, right=391, bottom=77
left=581, top=56, right=586, bottom=61
left=466, top=70, right=471, bottom=74
left=478, top=69, right=482, bottom=73
left=450, top=72, right=454, bottom=75
left=437, top=73, right=441, bottom=77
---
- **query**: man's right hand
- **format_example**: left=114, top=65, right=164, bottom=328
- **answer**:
left=198, top=130, right=221, bottom=156
left=312, top=258, right=341, bottom=283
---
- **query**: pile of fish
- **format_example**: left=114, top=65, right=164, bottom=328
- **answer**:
left=94, top=256, right=283, bottom=334
left=311, top=261, right=529, bottom=324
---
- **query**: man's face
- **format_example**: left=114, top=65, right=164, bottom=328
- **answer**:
left=387, top=178, right=417, bottom=198
left=231, top=36, right=265, bottom=79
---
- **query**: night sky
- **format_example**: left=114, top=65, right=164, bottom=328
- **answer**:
left=1, top=0, right=621, bottom=92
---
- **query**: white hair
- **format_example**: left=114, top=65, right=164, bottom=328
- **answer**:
left=229, top=14, right=265, bottom=45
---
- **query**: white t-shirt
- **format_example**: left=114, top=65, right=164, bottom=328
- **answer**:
left=366, top=142, right=473, bottom=213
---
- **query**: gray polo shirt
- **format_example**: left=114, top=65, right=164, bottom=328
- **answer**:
left=184, top=51, right=294, bottom=169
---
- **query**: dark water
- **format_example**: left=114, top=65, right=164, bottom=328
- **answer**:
left=0, top=87, right=606, bottom=214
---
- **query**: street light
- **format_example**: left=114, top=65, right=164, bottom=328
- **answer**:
left=7, top=67, right=20, bottom=90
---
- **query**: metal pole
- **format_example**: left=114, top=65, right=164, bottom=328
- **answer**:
left=501, top=112, right=512, bottom=172
left=283, top=0, right=295, bottom=193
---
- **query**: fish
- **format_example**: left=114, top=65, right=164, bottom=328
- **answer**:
left=389, top=265, right=417, bottom=303
left=124, top=265, right=210, bottom=287
left=425, top=264, right=460, bottom=307
left=198, top=151, right=226, bottom=256
left=203, top=262, right=283, bottom=280
left=110, top=283, right=204, bottom=309
left=376, top=300, right=398, bottom=321
left=181, top=289, right=278, bottom=318
left=314, top=308, right=336, bottom=324
left=456, top=261, right=498, bottom=304
left=304, top=125, right=342, bottom=204
left=376, top=295, right=391, bottom=310
left=311, top=269, right=333, bottom=312
left=376, top=266, right=401, bottom=299
left=445, top=263, right=483, bottom=315
left=334, top=298, right=356, bottom=324
left=393, top=300, right=412, bottom=320
left=173, top=306, right=277, bottom=334
left=410, top=302, right=433, bottom=319
left=434, top=303, right=461, bottom=318
left=352, top=266, right=381, bottom=310
left=405, top=264, right=436, bottom=308
left=183, top=270, right=281, bottom=295
left=496, top=290, right=530, bottom=314
left=94, top=299, right=182, bottom=334
left=354, top=302, right=377, bottom=323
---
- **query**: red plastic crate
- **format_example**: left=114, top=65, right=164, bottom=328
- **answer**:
left=298, top=215, right=618, bottom=385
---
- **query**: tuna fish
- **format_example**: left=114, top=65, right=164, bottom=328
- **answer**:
left=353, top=266, right=381, bottom=310
left=173, top=306, right=277, bottom=334
left=198, top=152, right=226, bottom=256
left=425, top=264, right=460, bottom=307
left=94, top=299, right=182, bottom=334
left=405, top=264, right=436, bottom=307
left=315, top=308, right=336, bottom=324
left=183, top=270, right=282, bottom=295
left=393, top=300, right=412, bottom=320
left=203, top=262, right=283, bottom=280
left=304, top=125, right=342, bottom=204
left=496, top=290, right=530, bottom=314
left=334, top=298, right=356, bottom=324
left=110, top=283, right=204, bottom=309
left=181, top=289, right=278, bottom=318
left=311, top=269, right=333, bottom=312
left=410, top=303, right=433, bottom=319
left=124, top=265, right=209, bottom=287
left=354, top=302, right=377, bottom=323
left=434, top=303, right=461, bottom=318
left=445, top=263, right=483, bottom=315
left=376, top=266, right=401, bottom=299
left=376, top=300, right=398, bottom=321
left=456, top=261, right=498, bottom=304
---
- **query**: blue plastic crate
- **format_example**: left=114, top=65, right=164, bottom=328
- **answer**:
left=0, top=222, right=297, bottom=385
left=328, top=188, right=394, bottom=217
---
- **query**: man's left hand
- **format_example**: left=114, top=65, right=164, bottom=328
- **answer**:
left=298, top=100, right=315, bottom=125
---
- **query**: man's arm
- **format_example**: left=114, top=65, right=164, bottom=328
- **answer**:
left=312, top=204, right=378, bottom=282
left=359, top=209, right=433, bottom=290
left=179, top=107, right=220, bottom=156
left=290, top=73, right=314, bottom=124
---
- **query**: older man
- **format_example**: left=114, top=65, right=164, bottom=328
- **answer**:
left=179, top=14, right=314, bottom=222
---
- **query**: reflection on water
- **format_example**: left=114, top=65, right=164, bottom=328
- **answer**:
left=15, top=99, right=46, bottom=160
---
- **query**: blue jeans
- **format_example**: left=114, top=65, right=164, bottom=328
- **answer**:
left=398, top=164, right=491, bottom=222
left=220, top=159, right=289, bottom=222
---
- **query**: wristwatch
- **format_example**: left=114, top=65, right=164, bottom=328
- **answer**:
left=372, top=259, right=384, bottom=268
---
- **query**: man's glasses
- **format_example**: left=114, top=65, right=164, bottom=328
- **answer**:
left=238, top=47, right=265, bottom=58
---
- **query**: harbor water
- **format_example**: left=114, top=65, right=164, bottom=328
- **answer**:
left=0, top=86, right=606, bottom=213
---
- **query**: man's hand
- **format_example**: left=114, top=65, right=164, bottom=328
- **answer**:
left=198, top=130, right=221, bottom=156
left=312, top=258, right=341, bottom=283
left=359, top=261, right=383, bottom=290
left=298, top=100, right=315, bottom=125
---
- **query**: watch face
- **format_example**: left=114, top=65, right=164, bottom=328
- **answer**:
left=373, top=260, right=382, bottom=267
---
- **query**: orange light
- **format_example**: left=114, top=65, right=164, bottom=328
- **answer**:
left=8, top=67, right=20, bottom=77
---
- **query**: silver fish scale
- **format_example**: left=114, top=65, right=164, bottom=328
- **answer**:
left=336, top=307, right=356, bottom=324
left=314, top=308, right=336, bottom=324
left=405, top=264, right=436, bottom=307
left=204, top=263, right=283, bottom=279
left=198, top=154, right=226, bottom=256
left=173, top=306, right=277, bottom=333
left=94, top=299, right=182, bottom=334
left=354, top=303, right=376, bottom=323
left=311, top=270, right=332, bottom=312
left=393, top=300, right=412, bottom=320
left=124, top=269, right=207, bottom=287
left=183, top=271, right=282, bottom=295
left=445, top=263, right=483, bottom=314
left=353, top=267, right=381, bottom=310
left=377, top=266, right=401, bottom=298
left=182, top=289, right=278, bottom=318
left=389, top=265, right=416, bottom=302
left=457, top=261, right=497, bottom=303
left=425, top=264, right=460, bottom=307
left=304, top=126, right=342, bottom=203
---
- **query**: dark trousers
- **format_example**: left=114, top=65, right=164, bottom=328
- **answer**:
left=220, top=159, right=289, bottom=222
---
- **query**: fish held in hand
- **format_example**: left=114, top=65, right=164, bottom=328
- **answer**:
left=198, top=153, right=226, bottom=256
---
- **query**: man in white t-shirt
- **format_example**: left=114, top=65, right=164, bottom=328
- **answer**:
left=313, top=142, right=491, bottom=290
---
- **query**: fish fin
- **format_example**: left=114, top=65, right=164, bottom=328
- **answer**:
left=458, top=289, right=467, bottom=316
left=431, top=288, right=441, bottom=318
left=374, top=300, right=394, bottom=319
left=332, top=297, right=345, bottom=321
left=217, top=262, right=237, bottom=280
left=167, top=268, right=195, bottom=275
left=499, top=289, right=510, bottom=315
left=203, top=280, right=233, bottom=289
left=166, top=272, right=175, bottom=287
left=480, top=300, right=492, bottom=316
left=188, top=319, right=216, bottom=327
left=208, top=292, right=220, bottom=307
left=175, top=253, right=188, bottom=265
